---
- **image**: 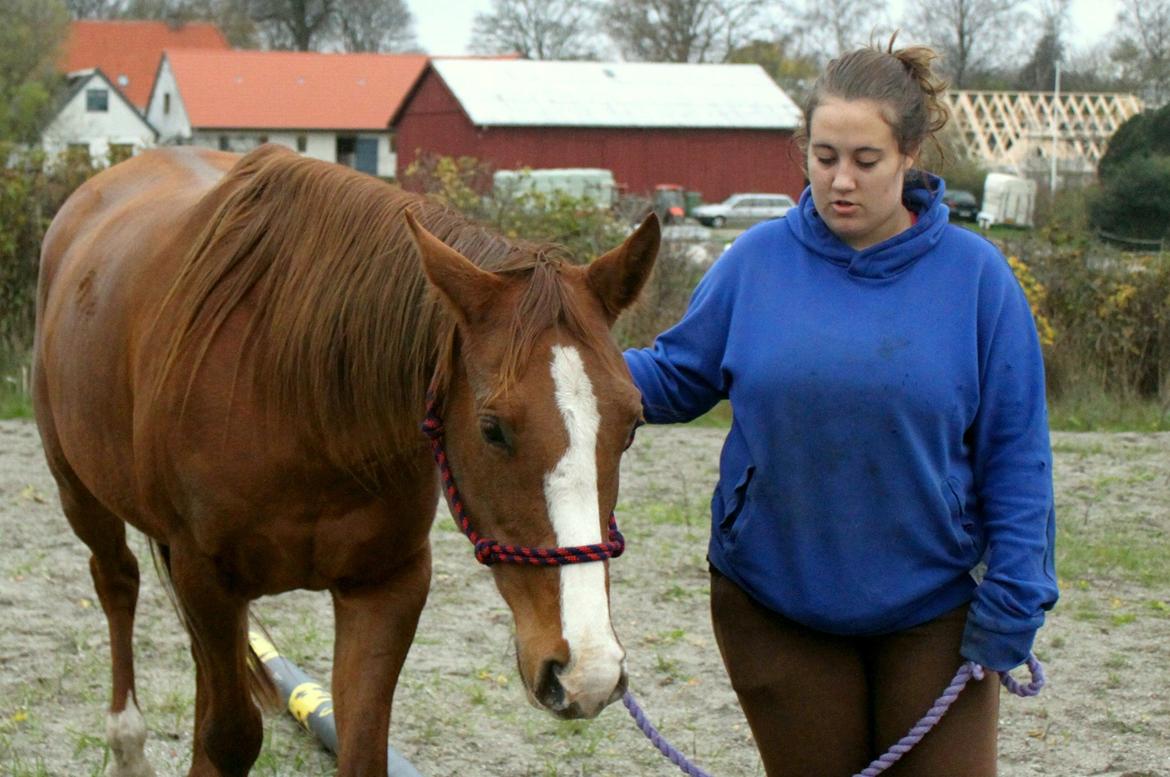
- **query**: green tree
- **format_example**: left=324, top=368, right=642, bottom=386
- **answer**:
left=0, top=0, right=70, bottom=144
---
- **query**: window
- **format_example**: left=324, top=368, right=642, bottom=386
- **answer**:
left=218, top=135, right=229, bottom=151
left=86, top=88, right=109, bottom=113
left=163, top=93, right=171, bottom=114
left=108, top=144, right=133, bottom=164
left=336, top=135, right=356, bottom=167
left=296, top=134, right=307, bottom=153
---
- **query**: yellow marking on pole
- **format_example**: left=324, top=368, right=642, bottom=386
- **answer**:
left=247, top=630, right=280, bottom=663
left=289, top=682, right=334, bottom=724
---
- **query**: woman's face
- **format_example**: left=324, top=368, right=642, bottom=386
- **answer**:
left=807, top=97, right=916, bottom=250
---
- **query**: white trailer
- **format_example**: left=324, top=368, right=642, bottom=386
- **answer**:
left=976, top=173, right=1037, bottom=228
left=492, top=168, right=618, bottom=207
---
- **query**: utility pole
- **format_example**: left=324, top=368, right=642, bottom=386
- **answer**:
left=1050, top=59, right=1062, bottom=194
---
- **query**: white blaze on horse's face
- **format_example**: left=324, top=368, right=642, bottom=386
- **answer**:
left=543, top=344, right=626, bottom=716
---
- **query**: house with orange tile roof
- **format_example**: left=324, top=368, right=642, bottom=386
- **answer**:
left=60, top=19, right=229, bottom=111
left=146, top=49, right=429, bottom=178
left=42, top=68, right=157, bottom=160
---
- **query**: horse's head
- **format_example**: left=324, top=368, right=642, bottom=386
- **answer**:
left=407, top=212, right=659, bottom=719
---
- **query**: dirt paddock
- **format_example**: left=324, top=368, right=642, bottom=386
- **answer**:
left=1, top=419, right=1167, bottom=776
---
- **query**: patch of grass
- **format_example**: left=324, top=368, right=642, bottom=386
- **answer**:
left=68, top=732, right=108, bottom=775
left=641, top=503, right=702, bottom=527
left=654, top=652, right=681, bottom=679
left=686, top=400, right=732, bottom=428
left=688, top=394, right=1170, bottom=432
left=645, top=628, right=687, bottom=645
left=549, top=718, right=607, bottom=759
left=0, top=388, right=33, bottom=419
left=1050, top=439, right=1107, bottom=456
left=0, top=349, right=34, bottom=420
left=1047, top=391, right=1170, bottom=432
left=659, top=583, right=703, bottom=603
left=1057, top=523, right=1170, bottom=588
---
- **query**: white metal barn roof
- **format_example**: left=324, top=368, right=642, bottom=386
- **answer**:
left=431, top=59, right=802, bottom=130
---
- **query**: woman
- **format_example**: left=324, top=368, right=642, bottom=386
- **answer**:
left=624, top=41, right=1058, bottom=776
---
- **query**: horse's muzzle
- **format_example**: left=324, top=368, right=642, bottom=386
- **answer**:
left=533, top=659, right=628, bottom=719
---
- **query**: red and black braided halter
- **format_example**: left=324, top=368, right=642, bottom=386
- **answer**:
left=421, top=392, right=625, bottom=567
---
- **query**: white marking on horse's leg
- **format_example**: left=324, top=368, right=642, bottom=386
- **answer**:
left=106, top=704, right=156, bottom=777
left=545, top=345, right=625, bottom=715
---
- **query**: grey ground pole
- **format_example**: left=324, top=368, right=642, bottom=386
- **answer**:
left=249, top=630, right=425, bottom=777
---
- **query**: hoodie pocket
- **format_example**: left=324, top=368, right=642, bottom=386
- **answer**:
left=718, top=465, right=755, bottom=539
left=944, top=475, right=977, bottom=551
left=944, top=476, right=966, bottom=518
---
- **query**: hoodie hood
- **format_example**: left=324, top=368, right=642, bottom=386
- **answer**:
left=785, top=172, right=949, bottom=280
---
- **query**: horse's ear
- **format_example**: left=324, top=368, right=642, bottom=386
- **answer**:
left=405, top=210, right=502, bottom=324
left=586, top=213, right=660, bottom=325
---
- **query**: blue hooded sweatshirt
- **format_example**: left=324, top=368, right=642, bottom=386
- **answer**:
left=624, top=177, right=1058, bottom=671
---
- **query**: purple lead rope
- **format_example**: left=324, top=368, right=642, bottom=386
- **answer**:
left=623, top=654, right=1045, bottom=777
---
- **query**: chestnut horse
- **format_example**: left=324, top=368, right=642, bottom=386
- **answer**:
left=33, top=144, right=659, bottom=776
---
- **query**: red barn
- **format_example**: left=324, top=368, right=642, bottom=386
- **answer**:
left=390, top=59, right=806, bottom=203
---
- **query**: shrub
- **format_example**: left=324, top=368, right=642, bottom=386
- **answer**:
left=0, top=146, right=103, bottom=354
left=1091, top=102, right=1170, bottom=242
left=1089, top=155, right=1170, bottom=242
left=1, top=145, right=104, bottom=419
left=1000, top=235, right=1170, bottom=402
left=613, top=241, right=708, bottom=349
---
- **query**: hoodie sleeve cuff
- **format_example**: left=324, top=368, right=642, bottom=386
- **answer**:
left=960, top=617, right=1037, bottom=672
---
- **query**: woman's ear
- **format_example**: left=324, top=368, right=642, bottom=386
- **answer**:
left=903, top=145, right=921, bottom=174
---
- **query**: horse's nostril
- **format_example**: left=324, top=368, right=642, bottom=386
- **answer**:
left=535, top=660, right=567, bottom=711
left=607, top=670, right=629, bottom=705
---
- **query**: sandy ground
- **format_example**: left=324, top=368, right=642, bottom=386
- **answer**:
left=1, top=418, right=1167, bottom=776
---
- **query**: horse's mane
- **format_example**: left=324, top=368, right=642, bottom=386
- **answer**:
left=153, top=144, right=606, bottom=473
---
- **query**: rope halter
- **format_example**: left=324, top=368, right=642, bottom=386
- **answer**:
left=421, top=391, right=625, bottom=567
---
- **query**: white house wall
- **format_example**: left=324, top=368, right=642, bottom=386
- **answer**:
left=145, top=58, right=192, bottom=143
left=42, top=77, right=155, bottom=159
left=191, top=130, right=396, bottom=178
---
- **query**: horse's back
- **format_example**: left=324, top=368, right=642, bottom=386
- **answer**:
left=34, top=146, right=239, bottom=526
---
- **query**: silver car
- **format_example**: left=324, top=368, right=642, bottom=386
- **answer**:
left=693, top=193, right=796, bottom=228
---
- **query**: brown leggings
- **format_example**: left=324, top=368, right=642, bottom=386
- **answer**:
left=710, top=569, right=1000, bottom=777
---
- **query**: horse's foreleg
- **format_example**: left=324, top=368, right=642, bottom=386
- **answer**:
left=330, top=546, right=431, bottom=776
left=168, top=544, right=262, bottom=777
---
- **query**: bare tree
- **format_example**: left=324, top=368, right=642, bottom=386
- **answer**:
left=246, top=0, right=336, bottom=50
left=336, top=0, right=416, bottom=52
left=727, top=35, right=819, bottom=103
left=782, top=0, right=889, bottom=61
left=1014, top=0, right=1069, bottom=90
left=470, top=0, right=600, bottom=59
left=65, top=0, right=126, bottom=17
left=602, top=0, right=767, bottom=63
left=909, top=0, right=1027, bottom=88
left=1112, top=0, right=1170, bottom=105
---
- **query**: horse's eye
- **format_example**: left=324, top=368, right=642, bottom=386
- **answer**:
left=480, top=417, right=509, bottom=449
